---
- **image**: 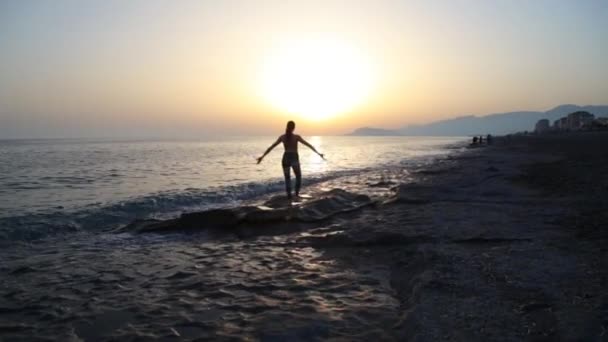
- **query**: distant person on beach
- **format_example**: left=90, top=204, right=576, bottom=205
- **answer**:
left=472, top=136, right=478, bottom=144
left=487, top=134, right=493, bottom=144
left=257, top=121, right=324, bottom=200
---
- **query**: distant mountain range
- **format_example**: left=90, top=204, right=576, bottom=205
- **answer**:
left=347, top=104, right=608, bottom=136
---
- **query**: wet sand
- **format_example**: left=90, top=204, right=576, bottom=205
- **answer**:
left=327, top=132, right=607, bottom=340
left=1, top=133, right=606, bottom=341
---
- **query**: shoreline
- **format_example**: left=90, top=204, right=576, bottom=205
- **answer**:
left=1, top=133, right=605, bottom=340
left=311, top=131, right=606, bottom=340
left=0, top=139, right=463, bottom=243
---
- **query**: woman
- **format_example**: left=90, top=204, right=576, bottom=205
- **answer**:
left=257, top=121, right=324, bottom=200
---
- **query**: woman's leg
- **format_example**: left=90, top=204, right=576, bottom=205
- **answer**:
left=292, top=164, right=302, bottom=196
left=283, top=166, right=292, bottom=198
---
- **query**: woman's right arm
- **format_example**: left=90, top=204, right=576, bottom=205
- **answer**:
left=257, top=136, right=282, bottom=163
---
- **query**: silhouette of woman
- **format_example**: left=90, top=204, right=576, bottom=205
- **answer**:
left=257, top=121, right=324, bottom=200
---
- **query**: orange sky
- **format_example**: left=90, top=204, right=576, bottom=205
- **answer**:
left=0, top=0, right=607, bottom=138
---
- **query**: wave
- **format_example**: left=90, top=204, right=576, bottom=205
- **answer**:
left=0, top=143, right=465, bottom=243
left=0, top=167, right=378, bottom=242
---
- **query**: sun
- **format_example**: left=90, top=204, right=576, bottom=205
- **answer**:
left=259, top=38, right=375, bottom=121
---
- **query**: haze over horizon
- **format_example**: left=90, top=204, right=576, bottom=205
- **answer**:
left=1, top=0, right=607, bottom=139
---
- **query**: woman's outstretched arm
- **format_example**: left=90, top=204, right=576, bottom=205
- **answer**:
left=298, top=136, right=324, bottom=159
left=257, top=136, right=282, bottom=163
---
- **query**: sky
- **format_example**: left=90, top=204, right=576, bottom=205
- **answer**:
left=1, top=0, right=607, bottom=138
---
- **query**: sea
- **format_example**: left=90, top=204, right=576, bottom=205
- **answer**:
left=0, top=136, right=465, bottom=241
left=0, top=136, right=467, bottom=340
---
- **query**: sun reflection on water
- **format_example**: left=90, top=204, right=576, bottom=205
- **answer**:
left=305, top=136, right=327, bottom=175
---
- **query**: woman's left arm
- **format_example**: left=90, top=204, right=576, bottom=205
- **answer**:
left=298, top=136, right=324, bottom=159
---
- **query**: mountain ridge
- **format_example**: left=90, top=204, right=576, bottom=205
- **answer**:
left=347, top=104, right=608, bottom=136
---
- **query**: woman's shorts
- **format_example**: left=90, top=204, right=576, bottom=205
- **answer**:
left=281, top=152, right=300, bottom=168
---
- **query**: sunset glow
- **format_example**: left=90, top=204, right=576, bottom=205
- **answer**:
left=259, top=38, right=375, bottom=121
left=0, top=1, right=606, bottom=138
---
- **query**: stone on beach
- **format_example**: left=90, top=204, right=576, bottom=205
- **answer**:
left=116, top=189, right=374, bottom=233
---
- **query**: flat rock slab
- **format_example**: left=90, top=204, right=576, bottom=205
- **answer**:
left=115, top=189, right=374, bottom=234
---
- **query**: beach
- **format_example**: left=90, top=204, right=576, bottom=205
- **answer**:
left=361, top=132, right=607, bottom=340
left=1, top=133, right=606, bottom=341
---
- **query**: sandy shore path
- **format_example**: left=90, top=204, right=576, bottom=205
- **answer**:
left=304, top=132, right=605, bottom=341
left=1, top=133, right=605, bottom=341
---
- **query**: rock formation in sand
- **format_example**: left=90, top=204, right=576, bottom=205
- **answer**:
left=115, top=189, right=374, bottom=234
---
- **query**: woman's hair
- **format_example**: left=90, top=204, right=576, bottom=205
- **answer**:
left=285, top=121, right=296, bottom=138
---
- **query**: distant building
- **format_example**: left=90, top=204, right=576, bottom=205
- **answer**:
left=593, top=117, right=608, bottom=128
left=535, top=119, right=550, bottom=133
left=553, top=119, right=561, bottom=130
left=544, top=111, right=601, bottom=132
left=567, top=111, right=594, bottom=130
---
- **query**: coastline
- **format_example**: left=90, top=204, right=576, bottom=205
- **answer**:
left=1, top=133, right=605, bottom=340
left=0, top=136, right=461, bottom=242
left=312, top=131, right=606, bottom=340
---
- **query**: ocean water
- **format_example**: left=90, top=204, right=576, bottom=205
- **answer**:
left=1, top=135, right=469, bottom=340
left=0, top=136, right=465, bottom=240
